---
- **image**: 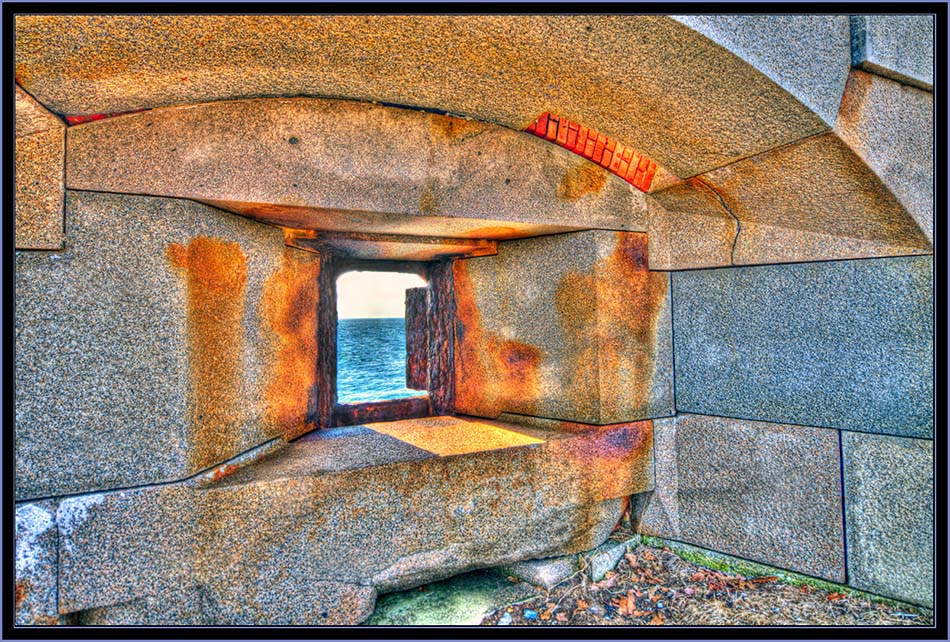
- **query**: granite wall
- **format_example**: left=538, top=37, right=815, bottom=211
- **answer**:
left=15, top=191, right=321, bottom=500
left=635, top=254, right=934, bottom=607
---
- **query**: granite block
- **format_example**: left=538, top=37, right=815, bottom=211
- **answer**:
left=15, top=501, right=59, bottom=625
left=15, top=191, right=320, bottom=499
left=672, top=256, right=933, bottom=437
left=650, top=132, right=931, bottom=269
left=455, top=230, right=673, bottom=424
left=18, top=15, right=830, bottom=177
left=842, top=432, right=934, bottom=607
left=57, top=416, right=652, bottom=621
left=674, top=15, right=850, bottom=125
left=851, top=15, right=934, bottom=90
left=581, top=540, right=627, bottom=582
left=836, top=70, right=934, bottom=243
left=636, top=414, right=845, bottom=582
left=66, top=97, right=644, bottom=240
left=15, top=87, right=64, bottom=249
left=497, top=555, right=578, bottom=590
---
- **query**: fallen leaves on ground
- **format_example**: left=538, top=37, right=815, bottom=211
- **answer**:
left=481, top=531, right=933, bottom=627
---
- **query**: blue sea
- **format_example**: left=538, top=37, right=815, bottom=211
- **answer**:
left=337, top=317, right=425, bottom=404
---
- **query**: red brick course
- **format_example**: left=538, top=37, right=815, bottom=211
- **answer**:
left=525, top=113, right=657, bottom=192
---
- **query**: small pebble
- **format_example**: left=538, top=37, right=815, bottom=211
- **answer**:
left=497, top=612, right=512, bottom=626
left=523, top=609, right=538, bottom=620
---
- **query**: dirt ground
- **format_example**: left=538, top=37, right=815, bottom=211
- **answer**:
left=481, top=539, right=934, bottom=627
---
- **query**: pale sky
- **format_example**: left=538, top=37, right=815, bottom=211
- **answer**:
left=337, top=271, right=428, bottom=319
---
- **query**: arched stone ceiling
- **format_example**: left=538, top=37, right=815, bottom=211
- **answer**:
left=16, top=14, right=933, bottom=267
left=17, top=14, right=837, bottom=179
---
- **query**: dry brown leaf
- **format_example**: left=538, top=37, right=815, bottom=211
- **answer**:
left=752, top=576, right=778, bottom=583
left=648, top=612, right=665, bottom=625
left=828, top=593, right=846, bottom=601
left=576, top=598, right=588, bottom=611
left=689, top=572, right=705, bottom=582
left=625, top=553, right=638, bottom=567
left=632, top=609, right=653, bottom=617
left=555, top=612, right=568, bottom=622
left=539, top=609, right=552, bottom=621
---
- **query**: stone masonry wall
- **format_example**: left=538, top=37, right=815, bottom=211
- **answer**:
left=15, top=191, right=321, bottom=500
left=636, top=255, right=934, bottom=607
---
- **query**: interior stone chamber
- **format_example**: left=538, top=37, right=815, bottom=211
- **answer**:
left=13, top=14, right=934, bottom=625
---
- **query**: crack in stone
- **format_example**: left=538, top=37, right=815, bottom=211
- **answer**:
left=694, top=178, right=741, bottom=265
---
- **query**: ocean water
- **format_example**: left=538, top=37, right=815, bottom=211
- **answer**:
left=337, top=317, right=425, bottom=404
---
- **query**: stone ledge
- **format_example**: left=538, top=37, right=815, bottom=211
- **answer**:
left=53, top=415, right=653, bottom=625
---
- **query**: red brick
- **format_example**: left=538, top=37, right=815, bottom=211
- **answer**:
left=575, top=126, right=589, bottom=153
left=584, top=136, right=596, bottom=157
left=592, top=134, right=606, bottom=163
left=566, top=125, right=577, bottom=149
left=546, top=117, right=559, bottom=141
left=632, top=167, right=645, bottom=189
left=642, top=161, right=657, bottom=191
left=618, top=157, right=630, bottom=177
left=556, top=119, right=569, bottom=146
left=609, top=143, right=624, bottom=172
left=532, top=113, right=549, bottom=136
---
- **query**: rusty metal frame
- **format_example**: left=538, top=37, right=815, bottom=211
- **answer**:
left=317, top=254, right=455, bottom=428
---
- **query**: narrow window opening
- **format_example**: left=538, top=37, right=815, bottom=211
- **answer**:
left=336, top=270, right=428, bottom=404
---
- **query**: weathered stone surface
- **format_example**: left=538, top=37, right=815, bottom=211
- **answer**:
left=635, top=414, right=845, bottom=582
left=66, top=97, right=643, bottom=240
left=15, top=86, right=64, bottom=249
left=15, top=191, right=320, bottom=499
left=672, top=257, right=933, bottom=437
left=15, top=501, right=59, bottom=625
left=57, top=416, right=652, bottom=622
left=851, top=15, right=934, bottom=90
left=835, top=70, right=934, bottom=243
left=78, top=581, right=375, bottom=626
left=286, top=230, right=498, bottom=261
left=18, top=15, right=831, bottom=177
left=649, top=133, right=931, bottom=269
left=673, top=15, right=850, bottom=125
left=581, top=540, right=627, bottom=582
left=455, top=231, right=673, bottom=424
left=366, top=570, right=536, bottom=626
left=842, top=432, right=934, bottom=607
left=498, top=555, right=578, bottom=591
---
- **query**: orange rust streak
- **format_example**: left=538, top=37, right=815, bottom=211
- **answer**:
left=453, top=261, right=543, bottom=417
left=261, top=248, right=320, bottom=440
left=556, top=233, right=667, bottom=419
left=168, top=236, right=247, bottom=470
left=557, top=162, right=608, bottom=202
left=15, top=580, right=28, bottom=610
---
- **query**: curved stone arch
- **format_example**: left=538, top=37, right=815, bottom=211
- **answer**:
left=19, top=15, right=933, bottom=265
left=19, top=14, right=836, bottom=178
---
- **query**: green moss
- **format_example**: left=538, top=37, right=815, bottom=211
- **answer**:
left=639, top=536, right=931, bottom=614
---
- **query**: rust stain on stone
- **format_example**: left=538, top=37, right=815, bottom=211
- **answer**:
left=460, top=226, right=521, bottom=239
left=429, top=114, right=485, bottom=143
left=454, top=261, right=542, bottom=417
left=168, top=236, right=247, bottom=470
left=556, top=233, right=667, bottom=420
left=261, top=248, right=320, bottom=440
left=556, top=162, right=607, bottom=202
left=15, top=579, right=28, bottom=610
